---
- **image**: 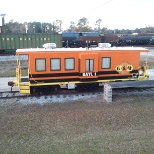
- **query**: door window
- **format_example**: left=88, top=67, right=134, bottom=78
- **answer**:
left=86, top=59, right=94, bottom=71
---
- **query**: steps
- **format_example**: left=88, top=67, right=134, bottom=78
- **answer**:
left=19, top=82, right=30, bottom=94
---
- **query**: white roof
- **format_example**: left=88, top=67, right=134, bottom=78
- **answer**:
left=16, top=47, right=149, bottom=52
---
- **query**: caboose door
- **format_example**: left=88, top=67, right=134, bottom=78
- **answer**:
left=79, top=53, right=98, bottom=81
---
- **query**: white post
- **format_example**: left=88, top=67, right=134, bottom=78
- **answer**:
left=104, top=84, right=112, bottom=103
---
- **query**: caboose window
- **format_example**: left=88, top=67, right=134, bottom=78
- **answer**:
left=51, top=58, right=60, bottom=71
left=35, top=58, right=46, bottom=72
left=65, top=58, right=75, bottom=70
left=102, top=57, right=111, bottom=69
left=86, top=59, right=94, bottom=71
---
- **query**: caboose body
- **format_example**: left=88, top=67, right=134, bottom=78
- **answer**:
left=8, top=47, right=149, bottom=94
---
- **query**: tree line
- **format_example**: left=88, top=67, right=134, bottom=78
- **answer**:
left=2, top=17, right=154, bottom=34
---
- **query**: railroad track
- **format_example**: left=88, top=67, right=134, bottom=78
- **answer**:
left=0, top=91, right=22, bottom=99
left=0, top=53, right=16, bottom=56
left=0, top=89, right=102, bottom=100
left=0, top=87, right=154, bottom=101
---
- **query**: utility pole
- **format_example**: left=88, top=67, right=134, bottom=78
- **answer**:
left=0, top=14, right=6, bottom=33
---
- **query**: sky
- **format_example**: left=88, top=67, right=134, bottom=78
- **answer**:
left=0, top=0, right=154, bottom=30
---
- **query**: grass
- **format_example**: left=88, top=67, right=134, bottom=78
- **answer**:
left=0, top=55, right=154, bottom=153
left=0, top=60, right=28, bottom=77
left=0, top=69, right=28, bottom=77
left=1, top=97, right=154, bottom=154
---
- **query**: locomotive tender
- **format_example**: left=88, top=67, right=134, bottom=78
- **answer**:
left=8, top=46, right=149, bottom=94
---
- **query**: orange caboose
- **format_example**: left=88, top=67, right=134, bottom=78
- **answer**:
left=9, top=47, right=149, bottom=94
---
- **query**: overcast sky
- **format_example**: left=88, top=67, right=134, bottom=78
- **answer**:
left=0, top=0, right=154, bottom=30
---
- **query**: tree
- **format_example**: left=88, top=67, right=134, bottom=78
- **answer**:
left=140, top=26, right=154, bottom=33
left=1, top=17, right=154, bottom=34
left=100, top=27, right=108, bottom=34
left=76, top=26, right=93, bottom=32
left=134, top=28, right=141, bottom=34
left=41, top=22, right=51, bottom=33
left=51, top=22, right=57, bottom=33
left=20, top=22, right=28, bottom=33
left=77, top=17, right=89, bottom=27
left=55, top=20, right=63, bottom=32
left=30, top=22, right=42, bottom=33
left=76, top=17, right=93, bottom=32
left=95, top=19, right=102, bottom=32
left=4, top=20, right=21, bottom=33
left=68, top=21, right=76, bottom=32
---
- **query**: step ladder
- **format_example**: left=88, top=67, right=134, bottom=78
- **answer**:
left=19, top=82, right=30, bottom=94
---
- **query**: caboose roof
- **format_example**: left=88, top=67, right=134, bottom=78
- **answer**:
left=16, top=47, right=149, bottom=54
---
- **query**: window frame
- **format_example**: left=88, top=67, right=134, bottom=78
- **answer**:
left=65, top=58, right=75, bottom=70
left=50, top=58, right=61, bottom=71
left=35, top=58, right=46, bottom=72
left=86, top=59, right=94, bottom=72
left=102, top=57, right=111, bottom=69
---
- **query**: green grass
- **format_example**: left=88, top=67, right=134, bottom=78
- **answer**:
left=1, top=97, right=154, bottom=154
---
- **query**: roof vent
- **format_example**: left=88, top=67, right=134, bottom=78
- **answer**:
left=98, top=43, right=111, bottom=48
left=42, top=43, right=56, bottom=49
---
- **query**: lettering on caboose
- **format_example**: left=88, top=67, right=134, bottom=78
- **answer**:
left=82, top=72, right=97, bottom=76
